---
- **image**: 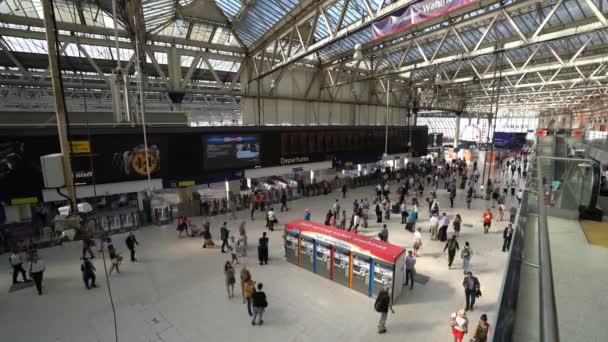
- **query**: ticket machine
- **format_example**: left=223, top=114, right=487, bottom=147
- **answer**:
left=352, top=253, right=371, bottom=295
left=372, top=259, right=394, bottom=296
left=285, top=231, right=299, bottom=265
left=315, top=241, right=332, bottom=279
left=300, top=237, right=315, bottom=271
left=333, top=247, right=350, bottom=287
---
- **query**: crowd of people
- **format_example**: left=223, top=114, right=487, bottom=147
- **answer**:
left=6, top=145, right=532, bottom=341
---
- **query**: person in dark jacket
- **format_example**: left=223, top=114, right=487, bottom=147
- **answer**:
left=258, top=232, right=269, bottom=265
left=342, top=184, right=347, bottom=199
left=378, top=224, right=389, bottom=242
left=374, top=287, right=394, bottom=334
left=443, top=235, right=460, bottom=268
left=82, top=236, right=95, bottom=259
left=220, top=222, right=230, bottom=253
left=463, top=271, right=481, bottom=311
left=251, top=283, right=268, bottom=326
left=81, top=257, right=97, bottom=289
left=125, top=232, right=139, bottom=262
left=502, top=224, right=514, bottom=252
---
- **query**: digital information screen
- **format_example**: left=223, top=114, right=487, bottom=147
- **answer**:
left=203, top=135, right=260, bottom=170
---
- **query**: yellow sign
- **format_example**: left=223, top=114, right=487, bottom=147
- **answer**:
left=178, top=180, right=195, bottom=187
left=11, top=197, right=39, bottom=205
left=71, top=140, right=91, bottom=154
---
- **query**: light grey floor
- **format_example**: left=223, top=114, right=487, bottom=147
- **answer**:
left=548, top=216, right=608, bottom=342
left=1, top=180, right=513, bottom=342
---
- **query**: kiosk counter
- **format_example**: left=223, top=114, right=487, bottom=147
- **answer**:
left=284, top=220, right=406, bottom=299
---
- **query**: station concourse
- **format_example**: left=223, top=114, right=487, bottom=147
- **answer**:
left=1, top=1, right=608, bottom=341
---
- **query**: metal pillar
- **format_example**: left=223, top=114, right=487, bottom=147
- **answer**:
left=41, top=0, right=77, bottom=211
left=454, top=112, right=461, bottom=147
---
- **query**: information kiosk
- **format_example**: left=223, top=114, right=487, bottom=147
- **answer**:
left=284, top=220, right=406, bottom=299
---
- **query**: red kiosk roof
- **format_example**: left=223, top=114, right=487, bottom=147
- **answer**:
left=285, top=220, right=405, bottom=263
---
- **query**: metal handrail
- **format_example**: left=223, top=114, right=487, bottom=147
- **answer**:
left=536, top=157, right=560, bottom=342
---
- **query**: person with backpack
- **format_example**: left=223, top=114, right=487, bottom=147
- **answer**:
left=125, top=232, right=139, bottom=262
left=443, top=235, right=460, bottom=269
left=258, top=232, right=269, bottom=265
left=220, top=222, right=230, bottom=253
left=342, top=184, right=348, bottom=199
left=374, top=287, right=394, bottom=334
left=224, top=261, right=236, bottom=298
left=461, top=241, right=472, bottom=274
left=251, top=283, right=268, bottom=326
left=81, top=257, right=97, bottom=289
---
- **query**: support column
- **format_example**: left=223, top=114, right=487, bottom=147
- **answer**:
left=454, top=112, right=461, bottom=147
left=42, top=0, right=77, bottom=212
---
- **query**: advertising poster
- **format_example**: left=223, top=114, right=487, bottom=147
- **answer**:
left=492, top=132, right=527, bottom=150
left=372, top=0, right=478, bottom=40
left=203, top=135, right=261, bottom=170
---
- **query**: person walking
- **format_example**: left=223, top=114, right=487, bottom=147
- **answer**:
left=438, top=213, right=450, bottom=242
left=482, top=209, right=493, bottom=234
left=242, top=270, right=256, bottom=316
left=509, top=205, right=517, bottom=223
left=461, top=241, right=472, bottom=274
left=106, top=237, right=122, bottom=275
left=280, top=192, right=288, bottom=212
left=81, top=257, right=97, bottom=290
left=378, top=224, right=389, bottom=242
left=413, top=228, right=422, bottom=256
left=466, top=187, right=473, bottom=209
left=238, top=221, right=248, bottom=256
left=472, top=313, right=491, bottom=342
left=9, top=250, right=28, bottom=284
left=374, top=287, right=394, bottom=334
left=258, top=232, right=269, bottom=265
left=375, top=203, right=382, bottom=223
left=251, top=283, right=268, bottom=326
left=125, top=232, right=139, bottom=262
left=267, top=209, right=277, bottom=231
left=224, top=261, right=236, bottom=298
left=220, top=222, right=230, bottom=253
left=304, top=208, right=311, bottom=221
left=443, top=235, right=460, bottom=268
left=453, top=214, right=462, bottom=237
left=229, top=236, right=239, bottom=264
left=463, top=271, right=481, bottom=311
left=400, top=201, right=408, bottom=224
left=450, top=309, right=469, bottom=342
left=516, top=189, right=523, bottom=204
left=429, top=214, right=439, bottom=240
left=82, top=236, right=95, bottom=259
left=405, top=250, right=416, bottom=289
left=339, top=210, right=346, bottom=229
left=324, top=210, right=334, bottom=226
left=250, top=196, right=257, bottom=221
left=333, top=199, right=341, bottom=220
left=342, top=184, right=348, bottom=199
left=502, top=224, right=514, bottom=252
left=497, top=203, right=505, bottom=221
left=28, top=253, right=45, bottom=295
left=510, top=179, right=517, bottom=197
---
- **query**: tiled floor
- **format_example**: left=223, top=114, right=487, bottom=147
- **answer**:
left=1, top=179, right=514, bottom=342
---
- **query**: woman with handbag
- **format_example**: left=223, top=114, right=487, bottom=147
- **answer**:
left=449, top=309, right=468, bottom=342
left=471, top=314, right=490, bottom=342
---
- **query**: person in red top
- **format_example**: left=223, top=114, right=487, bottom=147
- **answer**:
left=482, top=209, right=493, bottom=234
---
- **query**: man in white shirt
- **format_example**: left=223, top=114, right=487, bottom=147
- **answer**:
left=9, top=250, right=28, bottom=284
left=429, top=214, right=439, bottom=240
left=400, top=202, right=407, bottom=224
left=413, top=228, right=422, bottom=256
left=333, top=199, right=341, bottom=220
left=438, top=213, right=450, bottom=242
left=28, top=254, right=45, bottom=295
